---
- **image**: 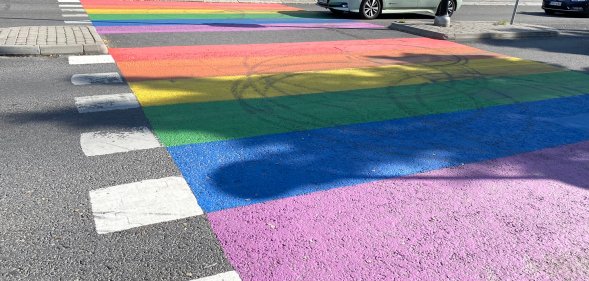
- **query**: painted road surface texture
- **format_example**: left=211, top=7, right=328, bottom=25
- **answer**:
left=81, top=0, right=380, bottom=34
left=85, top=0, right=589, bottom=279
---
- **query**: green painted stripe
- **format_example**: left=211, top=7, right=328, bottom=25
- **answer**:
left=144, top=71, right=589, bottom=147
left=88, top=12, right=332, bottom=21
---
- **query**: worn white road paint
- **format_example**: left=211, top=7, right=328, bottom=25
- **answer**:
left=191, top=271, right=242, bottom=281
left=61, top=8, right=85, bottom=12
left=90, top=177, right=203, bottom=234
left=80, top=127, right=161, bottom=156
left=58, top=0, right=80, bottom=3
left=69, top=55, right=114, bottom=65
left=62, top=14, right=89, bottom=17
left=71, top=72, right=124, bottom=86
left=64, top=20, right=91, bottom=24
left=59, top=4, right=82, bottom=7
left=75, top=93, right=140, bottom=113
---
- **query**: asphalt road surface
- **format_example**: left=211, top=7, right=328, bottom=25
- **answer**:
left=1, top=0, right=589, bottom=280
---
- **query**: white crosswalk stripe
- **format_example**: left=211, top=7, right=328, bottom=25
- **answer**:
left=90, top=177, right=203, bottom=234
left=80, top=127, right=161, bottom=156
left=71, top=72, right=124, bottom=85
left=75, top=93, right=140, bottom=113
left=64, top=20, right=91, bottom=24
left=62, top=14, right=89, bottom=17
left=61, top=8, right=85, bottom=12
left=69, top=55, right=115, bottom=65
left=191, top=271, right=242, bottom=281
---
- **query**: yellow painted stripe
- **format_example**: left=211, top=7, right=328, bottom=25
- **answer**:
left=85, top=9, right=286, bottom=14
left=130, top=57, right=563, bottom=107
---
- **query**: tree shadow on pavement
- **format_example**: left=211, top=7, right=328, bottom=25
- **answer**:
left=475, top=33, right=589, bottom=59
left=3, top=51, right=589, bottom=204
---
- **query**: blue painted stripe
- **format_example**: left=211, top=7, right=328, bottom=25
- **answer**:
left=91, top=18, right=351, bottom=26
left=168, top=94, right=589, bottom=212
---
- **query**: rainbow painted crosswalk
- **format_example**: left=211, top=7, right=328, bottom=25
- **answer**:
left=106, top=34, right=589, bottom=279
left=81, top=1, right=589, bottom=279
left=81, top=0, right=381, bottom=34
left=107, top=36, right=589, bottom=212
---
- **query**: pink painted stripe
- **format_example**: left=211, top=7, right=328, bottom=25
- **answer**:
left=94, top=22, right=382, bottom=34
left=208, top=141, right=589, bottom=280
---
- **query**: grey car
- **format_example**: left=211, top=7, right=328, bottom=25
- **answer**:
left=317, top=0, right=462, bottom=19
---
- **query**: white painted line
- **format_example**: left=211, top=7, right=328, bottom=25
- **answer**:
left=191, top=271, right=242, bottom=281
left=90, top=177, right=203, bottom=234
left=69, top=55, right=114, bottom=65
left=71, top=72, right=124, bottom=86
left=59, top=4, right=83, bottom=7
left=58, top=0, right=80, bottom=3
left=64, top=20, right=91, bottom=24
left=75, top=93, right=140, bottom=113
left=61, top=8, right=85, bottom=12
left=80, top=127, right=161, bottom=156
left=62, top=13, right=89, bottom=17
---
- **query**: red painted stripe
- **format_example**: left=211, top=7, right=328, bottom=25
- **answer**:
left=80, top=0, right=299, bottom=10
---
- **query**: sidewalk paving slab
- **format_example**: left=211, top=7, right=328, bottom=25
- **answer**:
left=0, top=26, right=108, bottom=56
left=389, top=21, right=559, bottom=41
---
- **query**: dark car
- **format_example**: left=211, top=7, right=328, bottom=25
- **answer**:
left=543, top=0, right=589, bottom=16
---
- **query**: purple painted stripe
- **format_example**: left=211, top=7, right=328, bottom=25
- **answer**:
left=94, top=22, right=382, bottom=34
left=208, top=141, right=589, bottom=280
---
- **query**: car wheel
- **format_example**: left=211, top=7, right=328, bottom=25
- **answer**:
left=360, top=0, right=381, bottom=19
left=437, top=0, right=457, bottom=17
left=448, top=0, right=457, bottom=16
left=544, top=9, right=555, bottom=15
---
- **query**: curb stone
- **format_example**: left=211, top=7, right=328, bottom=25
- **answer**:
left=0, top=45, right=40, bottom=55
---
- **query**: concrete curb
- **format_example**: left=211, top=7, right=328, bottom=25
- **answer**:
left=0, top=43, right=108, bottom=56
left=388, top=21, right=560, bottom=41
left=0, top=45, right=40, bottom=55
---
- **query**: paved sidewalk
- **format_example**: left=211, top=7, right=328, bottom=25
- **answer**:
left=463, top=0, right=541, bottom=6
left=0, top=26, right=107, bottom=56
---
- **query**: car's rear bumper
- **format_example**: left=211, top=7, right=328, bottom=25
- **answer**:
left=317, top=0, right=350, bottom=10
left=542, top=0, right=589, bottom=12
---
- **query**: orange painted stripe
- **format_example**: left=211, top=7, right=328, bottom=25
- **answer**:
left=117, top=50, right=505, bottom=81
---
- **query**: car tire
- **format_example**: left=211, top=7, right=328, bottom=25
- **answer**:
left=437, top=0, right=457, bottom=17
left=360, top=0, right=382, bottom=19
left=544, top=9, right=555, bottom=15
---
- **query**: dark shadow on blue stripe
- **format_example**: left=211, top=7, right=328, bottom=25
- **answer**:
left=168, top=94, right=589, bottom=212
